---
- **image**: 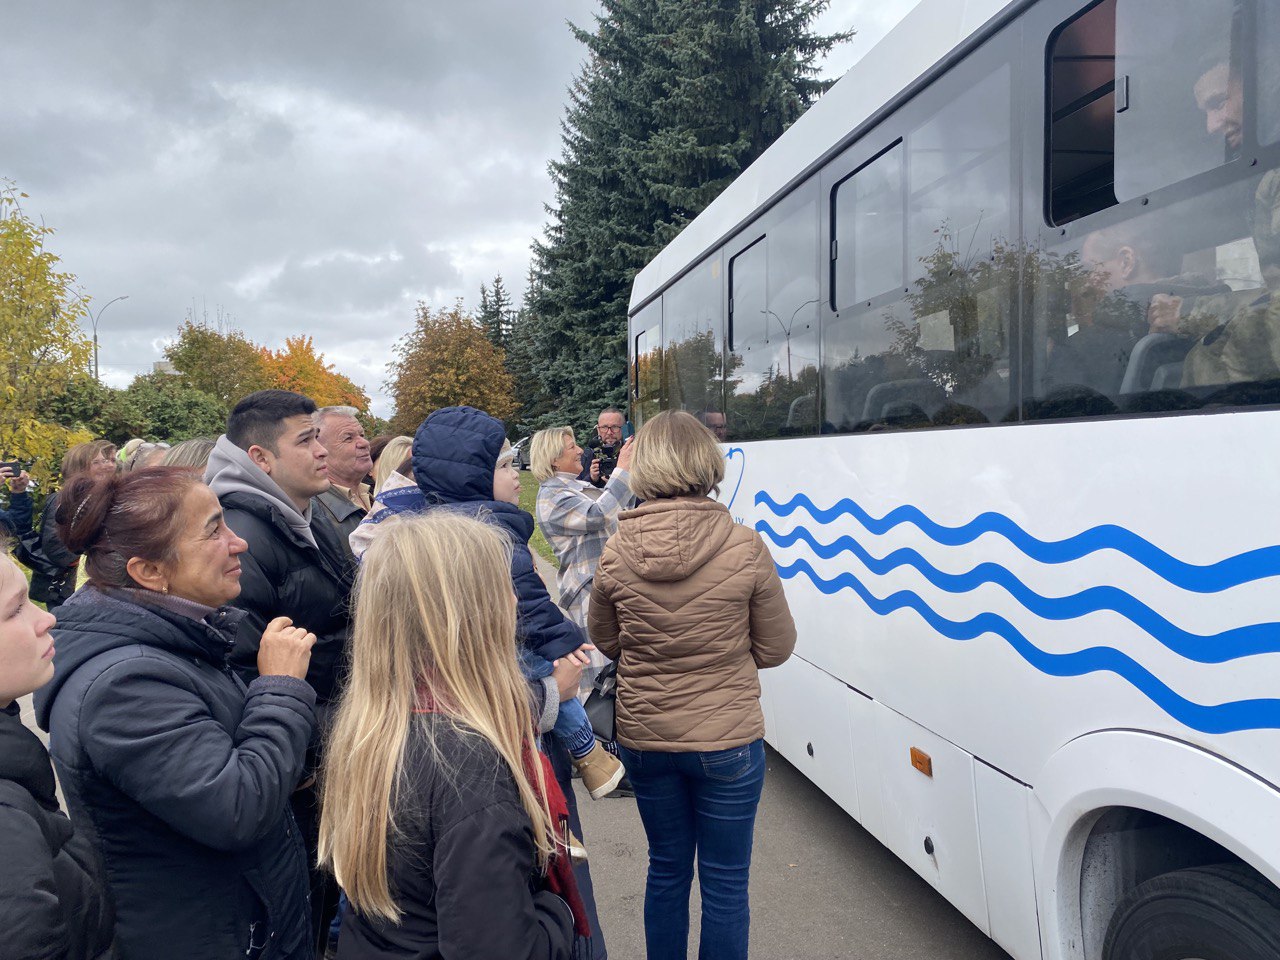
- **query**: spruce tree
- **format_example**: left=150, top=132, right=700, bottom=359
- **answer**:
left=477, top=273, right=515, bottom=350
left=527, top=0, right=849, bottom=431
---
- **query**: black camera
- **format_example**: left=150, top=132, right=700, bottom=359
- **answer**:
left=588, top=438, right=619, bottom=483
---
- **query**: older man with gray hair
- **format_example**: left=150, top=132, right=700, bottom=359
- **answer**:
left=314, top=405, right=373, bottom=557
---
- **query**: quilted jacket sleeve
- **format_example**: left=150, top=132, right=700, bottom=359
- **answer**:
left=747, top=534, right=797, bottom=669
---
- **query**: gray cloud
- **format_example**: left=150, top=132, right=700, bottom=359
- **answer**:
left=7, top=1, right=917, bottom=415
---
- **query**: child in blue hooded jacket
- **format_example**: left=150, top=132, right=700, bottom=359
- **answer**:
left=351, top=406, right=625, bottom=802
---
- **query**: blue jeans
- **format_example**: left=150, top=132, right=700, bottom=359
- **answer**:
left=618, top=740, right=766, bottom=960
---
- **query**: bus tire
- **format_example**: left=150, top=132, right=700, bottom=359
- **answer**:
left=1103, top=863, right=1280, bottom=960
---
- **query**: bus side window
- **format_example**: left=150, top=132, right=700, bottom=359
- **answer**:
left=631, top=301, right=662, bottom=428
left=1031, top=0, right=1280, bottom=419
left=661, top=254, right=724, bottom=418
left=726, top=195, right=820, bottom=441
left=1113, top=0, right=1239, bottom=202
left=822, top=63, right=1014, bottom=435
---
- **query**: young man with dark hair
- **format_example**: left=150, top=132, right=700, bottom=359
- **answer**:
left=204, top=388, right=353, bottom=953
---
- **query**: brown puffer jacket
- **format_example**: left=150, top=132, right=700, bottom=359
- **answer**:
left=588, top=496, right=797, bottom=752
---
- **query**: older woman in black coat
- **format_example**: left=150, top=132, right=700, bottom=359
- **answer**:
left=0, top=552, right=114, bottom=960
left=34, top=468, right=319, bottom=960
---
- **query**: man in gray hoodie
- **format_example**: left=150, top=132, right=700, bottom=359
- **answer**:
left=204, top=388, right=353, bottom=954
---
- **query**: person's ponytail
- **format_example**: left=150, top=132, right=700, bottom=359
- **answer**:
left=56, top=474, right=119, bottom=556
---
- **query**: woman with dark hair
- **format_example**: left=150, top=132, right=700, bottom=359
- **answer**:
left=34, top=467, right=319, bottom=960
left=34, top=439, right=117, bottom=608
left=0, top=547, right=115, bottom=959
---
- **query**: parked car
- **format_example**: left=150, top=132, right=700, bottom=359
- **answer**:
left=512, top=436, right=533, bottom=471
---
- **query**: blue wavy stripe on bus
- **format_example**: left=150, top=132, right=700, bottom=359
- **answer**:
left=755, top=492, right=1280, bottom=593
left=776, top=559, right=1280, bottom=734
left=756, top=521, right=1280, bottom=664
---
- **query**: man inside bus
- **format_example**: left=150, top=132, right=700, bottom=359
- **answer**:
left=1045, top=221, right=1207, bottom=394
left=1147, top=47, right=1280, bottom=388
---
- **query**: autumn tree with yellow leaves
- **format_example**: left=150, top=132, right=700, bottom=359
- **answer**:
left=386, top=302, right=517, bottom=433
left=0, top=182, right=94, bottom=490
left=260, top=336, right=370, bottom=410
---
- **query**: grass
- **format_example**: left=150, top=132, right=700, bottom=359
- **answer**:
left=518, top=472, right=559, bottom=568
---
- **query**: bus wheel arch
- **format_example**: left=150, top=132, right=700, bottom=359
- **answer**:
left=1032, top=730, right=1280, bottom=960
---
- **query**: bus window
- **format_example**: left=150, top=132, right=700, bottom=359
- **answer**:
left=726, top=199, right=820, bottom=441
left=822, top=63, right=1014, bottom=433
left=661, top=254, right=723, bottom=417
left=1262, top=1, right=1280, bottom=146
left=631, top=300, right=661, bottom=428
left=1029, top=169, right=1280, bottom=418
left=1047, top=0, right=1117, bottom=225
left=832, top=142, right=905, bottom=310
left=1113, top=0, right=1238, bottom=201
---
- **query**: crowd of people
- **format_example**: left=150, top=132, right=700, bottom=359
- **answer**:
left=0, top=392, right=796, bottom=960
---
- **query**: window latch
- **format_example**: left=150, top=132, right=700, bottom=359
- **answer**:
left=1115, top=74, right=1130, bottom=114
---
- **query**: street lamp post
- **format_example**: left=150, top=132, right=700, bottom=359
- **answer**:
left=88, top=295, right=129, bottom=382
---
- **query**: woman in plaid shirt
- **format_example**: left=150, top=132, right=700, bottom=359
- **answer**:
left=532, top=427, right=635, bottom=638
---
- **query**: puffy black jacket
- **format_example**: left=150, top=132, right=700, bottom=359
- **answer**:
left=218, top=490, right=355, bottom=701
left=33, top=588, right=316, bottom=960
left=337, top=715, right=575, bottom=960
left=0, top=702, right=115, bottom=960
left=411, top=406, right=583, bottom=663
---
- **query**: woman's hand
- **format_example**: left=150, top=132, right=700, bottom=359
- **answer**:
left=552, top=645, right=594, bottom=702
left=256, top=617, right=316, bottom=681
left=616, top=436, right=634, bottom=472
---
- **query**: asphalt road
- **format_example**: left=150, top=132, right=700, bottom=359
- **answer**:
left=571, top=750, right=1013, bottom=960
left=533, top=554, right=1011, bottom=960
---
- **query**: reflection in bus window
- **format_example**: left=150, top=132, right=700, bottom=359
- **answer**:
left=631, top=301, right=661, bottom=428
left=1030, top=171, right=1280, bottom=417
left=662, top=255, right=723, bottom=416
left=1114, top=0, right=1238, bottom=201
left=727, top=197, right=820, bottom=441
left=823, top=64, right=1013, bottom=434
left=833, top=143, right=904, bottom=309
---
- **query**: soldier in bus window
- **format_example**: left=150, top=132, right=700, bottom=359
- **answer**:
left=1165, top=49, right=1280, bottom=388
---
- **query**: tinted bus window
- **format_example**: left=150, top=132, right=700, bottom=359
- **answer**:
left=1114, top=0, right=1239, bottom=201
left=631, top=300, right=661, bottom=427
left=823, top=62, right=1014, bottom=434
left=1029, top=170, right=1276, bottom=417
left=833, top=142, right=905, bottom=309
left=726, top=198, right=820, bottom=441
left=1047, top=0, right=1117, bottom=225
left=662, top=255, right=723, bottom=417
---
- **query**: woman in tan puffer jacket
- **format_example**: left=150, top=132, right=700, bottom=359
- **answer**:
left=588, top=410, right=796, bottom=960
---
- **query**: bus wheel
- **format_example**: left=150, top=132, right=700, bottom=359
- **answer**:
left=1104, top=864, right=1280, bottom=960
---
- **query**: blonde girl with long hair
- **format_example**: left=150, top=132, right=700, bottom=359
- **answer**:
left=319, top=511, right=588, bottom=960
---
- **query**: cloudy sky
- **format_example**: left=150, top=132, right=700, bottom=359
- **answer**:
left=6, top=0, right=916, bottom=417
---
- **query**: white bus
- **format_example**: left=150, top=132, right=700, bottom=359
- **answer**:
left=627, top=1, right=1280, bottom=957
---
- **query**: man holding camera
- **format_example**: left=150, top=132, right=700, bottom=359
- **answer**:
left=578, top=406, right=626, bottom=488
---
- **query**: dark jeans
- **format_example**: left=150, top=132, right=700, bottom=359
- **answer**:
left=619, top=740, right=766, bottom=960
left=549, top=737, right=609, bottom=959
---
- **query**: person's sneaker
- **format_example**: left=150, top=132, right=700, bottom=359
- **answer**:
left=573, top=741, right=626, bottom=800
left=566, top=830, right=588, bottom=864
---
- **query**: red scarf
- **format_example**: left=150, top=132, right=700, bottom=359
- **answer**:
left=414, top=687, right=592, bottom=940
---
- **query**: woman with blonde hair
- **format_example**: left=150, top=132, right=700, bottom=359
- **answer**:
left=589, top=411, right=797, bottom=960
left=320, top=511, right=587, bottom=959
left=532, top=426, right=634, bottom=630
left=370, top=435, right=412, bottom=496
